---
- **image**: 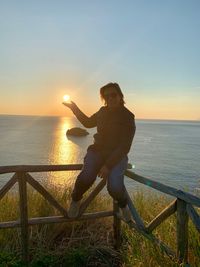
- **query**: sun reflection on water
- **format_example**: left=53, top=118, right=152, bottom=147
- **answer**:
left=48, top=117, right=82, bottom=188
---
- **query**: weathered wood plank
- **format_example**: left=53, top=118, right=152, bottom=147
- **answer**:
left=26, top=173, right=68, bottom=217
left=147, top=199, right=177, bottom=232
left=177, top=198, right=188, bottom=263
left=0, top=163, right=131, bottom=175
left=125, top=170, right=200, bottom=208
left=79, top=178, right=106, bottom=216
left=29, top=210, right=113, bottom=224
left=117, top=213, right=176, bottom=259
left=125, top=189, right=146, bottom=230
left=0, top=220, right=20, bottom=229
left=0, top=173, right=18, bottom=200
left=113, top=200, right=121, bottom=249
left=0, top=164, right=83, bottom=174
left=0, top=211, right=113, bottom=228
left=17, top=172, right=29, bottom=265
left=186, top=204, right=200, bottom=233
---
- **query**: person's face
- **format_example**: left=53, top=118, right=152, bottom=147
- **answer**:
left=103, top=87, right=122, bottom=108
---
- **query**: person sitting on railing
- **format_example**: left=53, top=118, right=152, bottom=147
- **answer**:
left=63, top=82, right=136, bottom=222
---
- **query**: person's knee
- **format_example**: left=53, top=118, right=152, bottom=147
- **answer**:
left=76, top=170, right=96, bottom=187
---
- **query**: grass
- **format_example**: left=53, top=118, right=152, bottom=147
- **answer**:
left=0, top=180, right=200, bottom=266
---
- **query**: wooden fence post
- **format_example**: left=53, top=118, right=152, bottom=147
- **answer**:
left=18, top=172, right=29, bottom=265
left=113, top=200, right=121, bottom=249
left=176, top=198, right=189, bottom=263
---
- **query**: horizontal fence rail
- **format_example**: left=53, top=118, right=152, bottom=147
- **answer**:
left=0, top=164, right=200, bottom=266
left=0, top=164, right=83, bottom=175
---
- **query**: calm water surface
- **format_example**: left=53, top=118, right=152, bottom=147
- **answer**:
left=0, top=115, right=200, bottom=195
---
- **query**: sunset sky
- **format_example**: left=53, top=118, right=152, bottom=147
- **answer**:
left=0, top=1, right=200, bottom=120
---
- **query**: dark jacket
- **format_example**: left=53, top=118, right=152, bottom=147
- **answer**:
left=72, top=105, right=136, bottom=169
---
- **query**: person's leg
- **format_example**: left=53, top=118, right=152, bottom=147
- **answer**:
left=107, top=156, right=128, bottom=208
left=71, top=149, right=104, bottom=201
left=107, top=156, right=132, bottom=222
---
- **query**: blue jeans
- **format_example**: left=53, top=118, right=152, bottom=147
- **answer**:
left=72, top=149, right=128, bottom=208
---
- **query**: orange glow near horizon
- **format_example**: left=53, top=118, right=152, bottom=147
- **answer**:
left=0, top=89, right=199, bottom=120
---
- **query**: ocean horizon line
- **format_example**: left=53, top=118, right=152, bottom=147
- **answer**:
left=0, top=113, right=200, bottom=123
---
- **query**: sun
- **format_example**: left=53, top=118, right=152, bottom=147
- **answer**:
left=63, top=95, right=70, bottom=102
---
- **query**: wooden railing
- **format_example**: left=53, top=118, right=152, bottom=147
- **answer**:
left=0, top=165, right=200, bottom=266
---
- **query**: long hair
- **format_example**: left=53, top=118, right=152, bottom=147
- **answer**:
left=100, top=82, right=125, bottom=106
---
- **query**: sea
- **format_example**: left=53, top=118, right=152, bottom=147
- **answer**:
left=0, top=115, right=200, bottom=196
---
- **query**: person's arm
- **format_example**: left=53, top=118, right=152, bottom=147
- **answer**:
left=105, top=115, right=136, bottom=170
left=63, top=101, right=97, bottom=128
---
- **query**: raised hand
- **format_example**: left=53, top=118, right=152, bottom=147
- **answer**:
left=62, top=101, right=77, bottom=112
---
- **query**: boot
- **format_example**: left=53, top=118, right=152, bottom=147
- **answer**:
left=68, top=200, right=81, bottom=218
left=121, top=205, right=132, bottom=222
